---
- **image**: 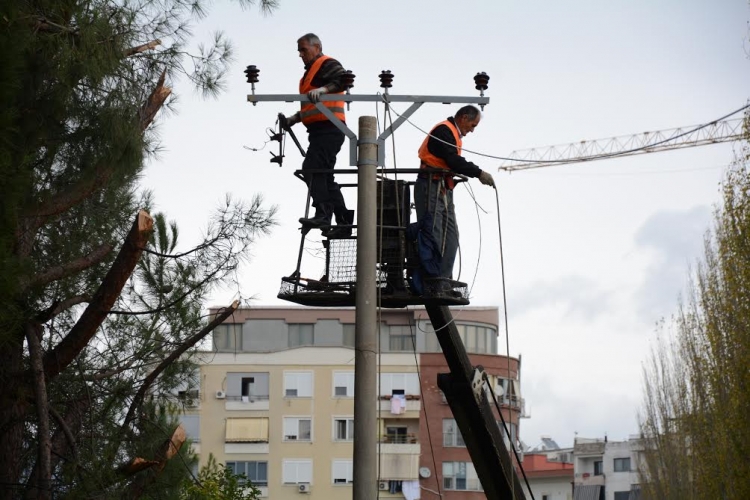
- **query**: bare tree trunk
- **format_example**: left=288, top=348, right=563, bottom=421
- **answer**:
left=0, top=337, right=28, bottom=500
left=25, top=322, right=51, bottom=500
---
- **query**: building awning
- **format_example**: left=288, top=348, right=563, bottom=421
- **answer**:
left=225, top=417, right=269, bottom=442
left=574, top=485, right=601, bottom=500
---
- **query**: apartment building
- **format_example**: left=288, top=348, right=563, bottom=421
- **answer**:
left=521, top=437, right=575, bottom=500
left=180, top=306, right=523, bottom=500
left=573, top=436, right=643, bottom=500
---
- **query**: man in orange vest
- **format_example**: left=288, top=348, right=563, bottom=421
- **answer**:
left=416, top=105, right=496, bottom=279
left=283, top=33, right=353, bottom=239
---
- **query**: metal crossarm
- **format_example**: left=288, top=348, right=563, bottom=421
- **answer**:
left=247, top=93, right=490, bottom=166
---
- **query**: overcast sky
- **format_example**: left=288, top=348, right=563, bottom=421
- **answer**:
left=143, top=0, right=750, bottom=448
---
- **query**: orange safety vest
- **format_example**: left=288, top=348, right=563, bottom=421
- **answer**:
left=418, top=120, right=462, bottom=190
left=299, top=55, right=346, bottom=126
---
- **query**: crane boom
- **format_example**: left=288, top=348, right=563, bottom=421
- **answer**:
left=499, top=118, right=745, bottom=171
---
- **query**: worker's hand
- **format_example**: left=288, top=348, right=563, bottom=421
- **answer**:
left=478, top=170, right=496, bottom=188
left=307, top=87, right=328, bottom=103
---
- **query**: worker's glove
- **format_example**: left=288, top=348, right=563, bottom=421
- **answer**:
left=307, top=87, right=328, bottom=103
left=478, top=170, right=496, bottom=188
left=282, top=113, right=299, bottom=128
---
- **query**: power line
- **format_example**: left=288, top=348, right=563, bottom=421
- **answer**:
left=384, top=97, right=749, bottom=169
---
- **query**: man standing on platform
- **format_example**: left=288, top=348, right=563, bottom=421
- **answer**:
left=415, top=105, right=496, bottom=278
left=283, top=33, right=353, bottom=238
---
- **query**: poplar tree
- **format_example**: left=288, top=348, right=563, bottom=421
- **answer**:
left=639, top=110, right=750, bottom=499
left=0, top=0, right=277, bottom=497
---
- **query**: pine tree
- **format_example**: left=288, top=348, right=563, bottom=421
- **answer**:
left=0, top=0, right=278, bottom=497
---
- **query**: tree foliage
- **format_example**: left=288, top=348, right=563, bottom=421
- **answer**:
left=180, top=455, right=260, bottom=500
left=638, top=111, right=750, bottom=500
left=0, top=0, right=278, bottom=497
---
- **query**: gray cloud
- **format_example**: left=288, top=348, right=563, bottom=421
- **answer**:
left=509, top=275, right=613, bottom=320
left=633, top=206, right=712, bottom=322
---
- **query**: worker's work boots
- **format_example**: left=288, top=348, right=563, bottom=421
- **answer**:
left=324, top=208, right=355, bottom=239
left=299, top=203, right=333, bottom=229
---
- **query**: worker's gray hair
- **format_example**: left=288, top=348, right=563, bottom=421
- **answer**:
left=455, top=105, right=481, bottom=121
left=298, top=33, right=322, bottom=50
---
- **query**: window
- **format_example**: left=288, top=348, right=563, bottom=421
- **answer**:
left=388, top=325, right=415, bottom=352
left=443, top=419, right=465, bottom=447
left=542, top=496, right=549, bottom=500
left=614, top=493, right=630, bottom=500
left=594, top=460, right=603, bottom=476
left=614, top=457, right=631, bottom=472
left=283, top=417, right=312, bottom=441
left=180, top=415, right=200, bottom=442
left=385, top=426, right=408, bottom=444
left=333, top=418, right=354, bottom=441
left=226, top=461, right=268, bottom=486
left=379, top=372, right=419, bottom=396
left=284, top=371, right=313, bottom=398
left=288, top=323, right=314, bottom=347
left=227, top=372, right=269, bottom=401
left=332, top=460, right=353, bottom=484
left=333, top=371, right=354, bottom=397
left=343, top=324, right=356, bottom=347
left=225, top=418, right=269, bottom=443
left=443, top=461, right=481, bottom=491
left=213, top=323, right=242, bottom=351
left=455, top=323, right=497, bottom=354
left=499, top=421, right=517, bottom=451
left=282, top=459, right=312, bottom=484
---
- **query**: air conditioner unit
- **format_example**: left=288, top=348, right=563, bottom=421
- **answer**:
left=378, top=481, right=389, bottom=491
left=297, top=483, right=311, bottom=493
left=215, top=390, right=226, bottom=399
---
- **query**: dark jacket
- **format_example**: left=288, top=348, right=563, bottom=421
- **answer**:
left=424, top=117, right=482, bottom=178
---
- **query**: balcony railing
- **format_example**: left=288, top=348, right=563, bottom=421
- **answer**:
left=226, top=394, right=270, bottom=401
left=379, top=433, right=418, bottom=444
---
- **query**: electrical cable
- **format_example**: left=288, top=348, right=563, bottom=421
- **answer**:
left=485, top=379, right=536, bottom=500
left=386, top=98, right=444, bottom=499
left=491, top=184, right=536, bottom=499
left=383, top=98, right=750, bottom=168
left=408, top=314, right=443, bottom=500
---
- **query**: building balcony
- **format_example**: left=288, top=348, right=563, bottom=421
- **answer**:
left=574, top=473, right=605, bottom=486
left=378, top=395, right=421, bottom=415
left=379, top=451, right=420, bottom=481
left=379, top=434, right=420, bottom=455
left=225, top=394, right=270, bottom=411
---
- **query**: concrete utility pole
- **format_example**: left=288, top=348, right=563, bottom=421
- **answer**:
left=353, top=116, right=378, bottom=500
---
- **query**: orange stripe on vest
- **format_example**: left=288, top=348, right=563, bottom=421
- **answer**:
left=299, top=55, right=346, bottom=125
left=418, top=120, right=462, bottom=190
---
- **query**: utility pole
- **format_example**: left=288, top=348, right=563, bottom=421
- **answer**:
left=353, top=116, right=378, bottom=500
left=244, top=68, right=518, bottom=499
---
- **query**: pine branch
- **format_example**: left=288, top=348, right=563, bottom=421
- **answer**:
left=42, top=211, right=154, bottom=379
left=139, top=69, right=172, bottom=131
left=124, top=39, right=162, bottom=57
left=20, top=244, right=114, bottom=293
left=120, top=301, right=239, bottom=430
left=20, top=72, right=170, bottom=234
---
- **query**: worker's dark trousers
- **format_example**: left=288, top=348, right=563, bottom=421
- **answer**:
left=302, top=129, right=347, bottom=213
left=414, top=177, right=458, bottom=279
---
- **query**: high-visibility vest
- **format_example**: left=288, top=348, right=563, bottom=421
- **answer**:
left=418, top=120, right=462, bottom=190
left=299, top=55, right=346, bottom=126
